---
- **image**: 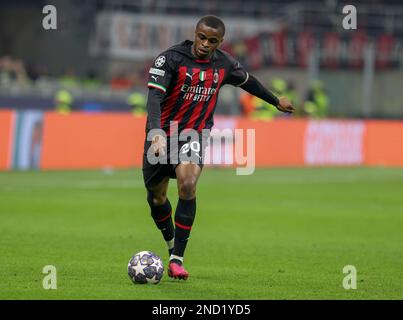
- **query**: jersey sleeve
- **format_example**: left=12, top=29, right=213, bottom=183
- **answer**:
left=147, top=50, right=177, bottom=93
left=224, top=55, right=249, bottom=87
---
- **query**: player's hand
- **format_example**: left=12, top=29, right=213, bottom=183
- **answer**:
left=151, top=134, right=166, bottom=157
left=276, top=96, right=295, bottom=114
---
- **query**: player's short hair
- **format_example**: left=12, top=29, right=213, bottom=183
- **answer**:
left=196, top=15, right=225, bottom=36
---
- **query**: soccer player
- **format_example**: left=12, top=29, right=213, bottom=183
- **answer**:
left=143, top=15, right=294, bottom=280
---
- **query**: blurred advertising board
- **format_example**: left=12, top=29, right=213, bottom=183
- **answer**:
left=89, top=13, right=279, bottom=60
left=224, top=31, right=401, bottom=70
left=1, top=111, right=403, bottom=170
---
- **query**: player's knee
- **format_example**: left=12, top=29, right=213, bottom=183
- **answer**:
left=147, top=190, right=166, bottom=206
left=154, top=194, right=167, bottom=206
left=178, top=179, right=196, bottom=199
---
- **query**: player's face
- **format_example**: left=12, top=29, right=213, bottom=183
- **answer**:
left=193, top=23, right=224, bottom=59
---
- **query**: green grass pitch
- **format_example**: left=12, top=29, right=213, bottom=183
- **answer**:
left=1, top=167, right=403, bottom=300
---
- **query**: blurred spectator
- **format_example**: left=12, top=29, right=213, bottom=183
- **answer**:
left=252, top=95, right=280, bottom=120
left=239, top=92, right=279, bottom=120
left=110, top=73, right=135, bottom=90
left=25, top=61, right=40, bottom=82
left=54, top=89, right=74, bottom=114
left=127, top=91, right=147, bottom=116
left=239, top=92, right=257, bottom=117
left=233, top=40, right=248, bottom=68
left=303, top=80, right=329, bottom=118
left=0, top=55, right=28, bottom=85
left=250, top=77, right=287, bottom=120
left=240, top=77, right=299, bottom=120
left=286, top=80, right=299, bottom=109
left=82, top=70, right=102, bottom=90
left=59, top=68, right=80, bottom=88
left=271, top=77, right=287, bottom=95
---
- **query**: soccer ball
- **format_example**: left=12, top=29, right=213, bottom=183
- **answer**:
left=128, top=251, right=164, bottom=284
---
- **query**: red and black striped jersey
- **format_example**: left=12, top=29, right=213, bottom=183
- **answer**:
left=146, top=40, right=249, bottom=135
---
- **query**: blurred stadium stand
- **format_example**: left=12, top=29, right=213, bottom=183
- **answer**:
left=1, top=0, right=403, bottom=118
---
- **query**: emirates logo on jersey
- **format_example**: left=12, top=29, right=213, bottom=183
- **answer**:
left=180, top=84, right=217, bottom=102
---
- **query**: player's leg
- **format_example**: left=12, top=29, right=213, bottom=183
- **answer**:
left=146, top=176, right=176, bottom=256
left=143, top=133, right=176, bottom=256
left=168, top=163, right=202, bottom=279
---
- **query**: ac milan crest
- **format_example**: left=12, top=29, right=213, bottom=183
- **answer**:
left=213, top=70, right=219, bottom=84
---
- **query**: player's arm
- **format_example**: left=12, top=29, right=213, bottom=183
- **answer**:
left=225, top=55, right=294, bottom=113
left=146, top=52, right=176, bottom=155
left=146, top=88, right=164, bottom=130
left=146, top=88, right=166, bottom=156
left=240, top=75, right=295, bottom=113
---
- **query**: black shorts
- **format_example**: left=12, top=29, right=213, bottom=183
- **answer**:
left=142, top=132, right=209, bottom=189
